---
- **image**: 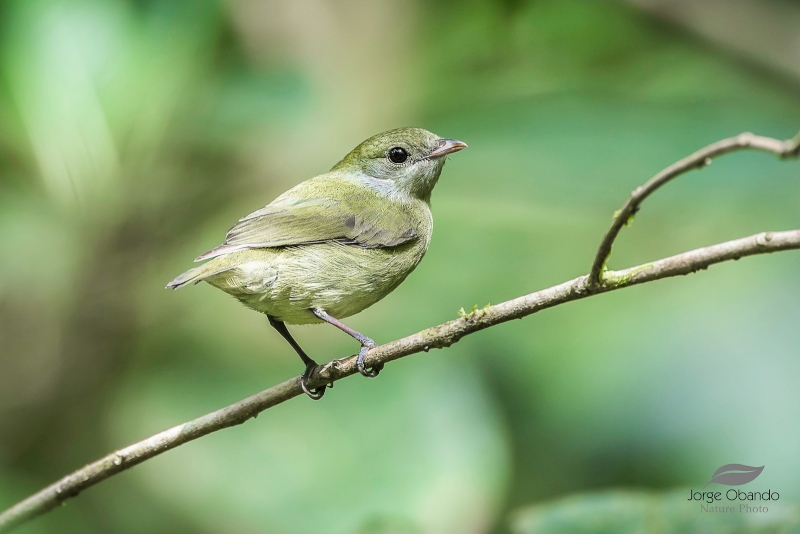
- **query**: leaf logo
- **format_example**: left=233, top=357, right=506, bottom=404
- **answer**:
left=703, top=464, right=764, bottom=488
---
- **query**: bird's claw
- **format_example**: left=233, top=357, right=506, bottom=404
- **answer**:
left=301, top=362, right=327, bottom=400
left=356, top=344, right=382, bottom=378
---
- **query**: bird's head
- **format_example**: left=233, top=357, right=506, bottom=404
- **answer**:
left=331, top=127, right=467, bottom=202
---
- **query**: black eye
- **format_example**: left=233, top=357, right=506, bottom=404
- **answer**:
left=388, top=147, right=409, bottom=164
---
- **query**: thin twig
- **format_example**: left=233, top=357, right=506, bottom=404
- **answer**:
left=1, top=230, right=798, bottom=533
left=588, top=131, right=800, bottom=287
left=1, top=132, right=799, bottom=533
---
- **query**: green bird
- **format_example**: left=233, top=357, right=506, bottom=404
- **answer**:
left=167, top=127, right=466, bottom=399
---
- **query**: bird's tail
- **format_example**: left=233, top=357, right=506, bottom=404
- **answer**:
left=166, top=261, right=231, bottom=289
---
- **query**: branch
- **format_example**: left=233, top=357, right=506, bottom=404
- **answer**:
left=588, top=131, right=800, bottom=287
left=2, top=132, right=799, bottom=534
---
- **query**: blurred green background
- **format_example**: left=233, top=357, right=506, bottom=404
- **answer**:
left=1, top=1, right=799, bottom=533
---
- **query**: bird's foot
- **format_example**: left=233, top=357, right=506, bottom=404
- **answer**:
left=300, top=361, right=327, bottom=400
left=356, top=342, right=383, bottom=378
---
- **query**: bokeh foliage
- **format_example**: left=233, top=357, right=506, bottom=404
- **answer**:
left=0, top=1, right=799, bottom=533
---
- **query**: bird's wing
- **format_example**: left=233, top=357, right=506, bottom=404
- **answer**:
left=195, top=178, right=419, bottom=261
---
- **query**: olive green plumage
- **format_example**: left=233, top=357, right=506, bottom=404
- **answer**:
left=167, top=127, right=465, bottom=325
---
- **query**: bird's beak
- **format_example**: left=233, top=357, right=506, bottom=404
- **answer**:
left=428, top=138, right=468, bottom=158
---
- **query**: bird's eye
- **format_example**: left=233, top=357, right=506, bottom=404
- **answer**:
left=388, top=147, right=409, bottom=164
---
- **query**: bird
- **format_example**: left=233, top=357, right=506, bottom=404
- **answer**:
left=167, top=127, right=467, bottom=399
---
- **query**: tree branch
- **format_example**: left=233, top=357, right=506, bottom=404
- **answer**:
left=1, top=131, right=799, bottom=533
left=588, top=131, right=800, bottom=287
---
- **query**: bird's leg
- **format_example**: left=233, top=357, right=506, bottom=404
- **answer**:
left=311, top=308, right=383, bottom=378
left=267, top=315, right=327, bottom=400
